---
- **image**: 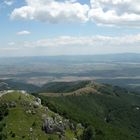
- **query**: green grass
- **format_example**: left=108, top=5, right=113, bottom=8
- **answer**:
left=0, top=92, right=80, bottom=140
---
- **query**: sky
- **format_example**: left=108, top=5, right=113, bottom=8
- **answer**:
left=0, top=0, right=140, bottom=57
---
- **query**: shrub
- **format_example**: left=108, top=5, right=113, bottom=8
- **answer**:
left=11, top=133, right=16, bottom=138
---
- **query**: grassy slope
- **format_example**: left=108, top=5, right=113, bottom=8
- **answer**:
left=0, top=92, right=81, bottom=140
left=39, top=82, right=140, bottom=140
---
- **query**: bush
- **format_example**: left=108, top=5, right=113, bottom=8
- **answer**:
left=11, top=133, right=16, bottom=138
left=0, top=132, right=7, bottom=140
left=32, top=121, right=36, bottom=127
left=0, top=123, right=6, bottom=132
left=0, top=104, right=9, bottom=121
left=48, top=137, right=54, bottom=140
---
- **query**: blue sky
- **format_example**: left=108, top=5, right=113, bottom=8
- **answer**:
left=0, top=0, right=140, bottom=57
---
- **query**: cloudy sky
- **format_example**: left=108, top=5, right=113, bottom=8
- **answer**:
left=0, top=0, right=140, bottom=57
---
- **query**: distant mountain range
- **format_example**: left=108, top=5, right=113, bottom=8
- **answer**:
left=0, top=53, right=140, bottom=64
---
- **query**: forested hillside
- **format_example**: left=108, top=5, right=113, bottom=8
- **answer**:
left=39, top=81, right=140, bottom=140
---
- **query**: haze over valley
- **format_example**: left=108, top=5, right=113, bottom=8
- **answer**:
left=0, top=53, right=140, bottom=92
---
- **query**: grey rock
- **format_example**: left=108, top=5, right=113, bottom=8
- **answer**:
left=9, top=101, right=16, bottom=108
left=43, top=116, right=65, bottom=134
left=36, top=97, right=41, bottom=105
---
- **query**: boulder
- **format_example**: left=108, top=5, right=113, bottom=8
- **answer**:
left=9, top=101, right=16, bottom=108
left=43, top=117, right=54, bottom=133
left=35, top=97, right=41, bottom=105
left=43, top=116, right=65, bottom=134
left=33, top=102, right=40, bottom=108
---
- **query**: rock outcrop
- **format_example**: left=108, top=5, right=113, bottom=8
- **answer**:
left=42, top=115, right=65, bottom=134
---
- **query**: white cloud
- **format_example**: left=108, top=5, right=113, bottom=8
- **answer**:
left=10, top=0, right=89, bottom=23
left=2, top=34, right=140, bottom=56
left=4, top=0, right=14, bottom=6
left=8, top=42, right=15, bottom=46
left=9, top=34, right=140, bottom=48
left=89, top=0, right=140, bottom=27
left=10, top=0, right=140, bottom=27
left=17, top=30, right=31, bottom=35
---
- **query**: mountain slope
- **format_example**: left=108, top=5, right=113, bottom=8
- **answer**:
left=0, top=79, right=40, bottom=93
left=0, top=91, right=83, bottom=140
left=39, top=81, right=140, bottom=140
left=39, top=81, right=90, bottom=93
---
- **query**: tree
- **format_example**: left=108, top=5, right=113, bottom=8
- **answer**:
left=82, top=126, right=95, bottom=140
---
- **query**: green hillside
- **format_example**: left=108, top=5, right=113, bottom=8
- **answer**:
left=39, top=81, right=140, bottom=140
left=0, top=91, right=83, bottom=140
left=1, top=81, right=140, bottom=140
left=0, top=80, right=40, bottom=93
left=40, top=81, right=90, bottom=93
